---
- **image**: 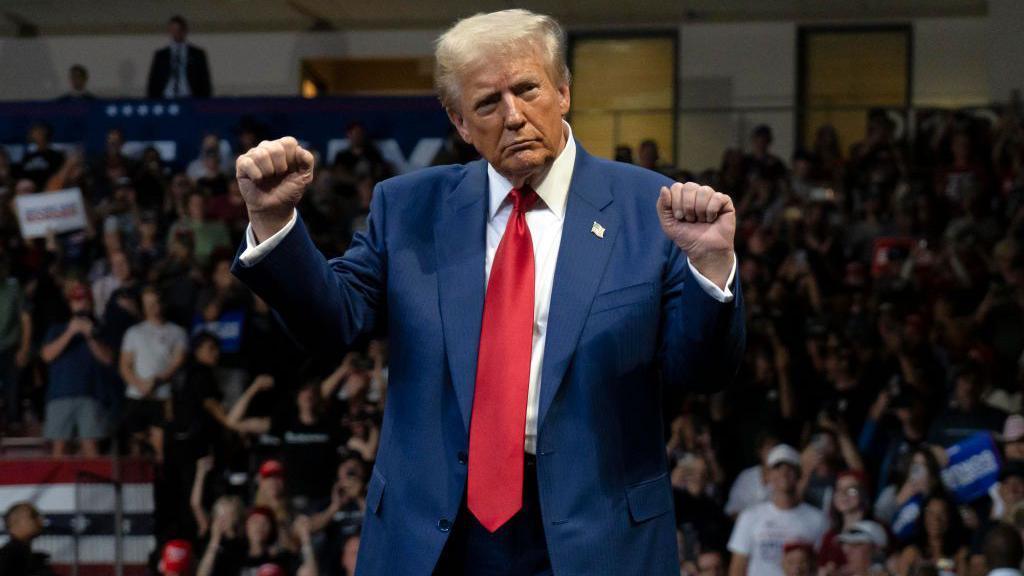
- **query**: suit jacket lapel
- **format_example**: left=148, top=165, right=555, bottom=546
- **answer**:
left=537, top=146, right=618, bottom=431
left=434, top=160, right=489, bottom=433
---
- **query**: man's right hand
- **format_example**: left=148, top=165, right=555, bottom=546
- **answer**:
left=236, top=136, right=315, bottom=242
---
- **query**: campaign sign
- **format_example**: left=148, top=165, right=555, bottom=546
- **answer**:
left=193, top=309, right=246, bottom=354
left=941, top=432, right=1001, bottom=503
left=891, top=494, right=923, bottom=540
left=14, top=187, right=87, bottom=239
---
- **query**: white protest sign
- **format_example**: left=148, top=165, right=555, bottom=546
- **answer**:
left=14, top=187, right=88, bottom=239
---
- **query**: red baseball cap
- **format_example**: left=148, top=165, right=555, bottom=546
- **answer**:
left=256, top=564, right=285, bottom=576
left=259, top=459, right=284, bottom=479
left=159, top=539, right=192, bottom=574
left=783, top=541, right=814, bottom=556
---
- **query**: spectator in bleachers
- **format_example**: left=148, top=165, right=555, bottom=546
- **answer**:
left=159, top=539, right=194, bottom=576
left=673, top=453, right=731, bottom=555
left=91, top=128, right=134, bottom=198
left=0, top=502, right=49, bottom=576
left=780, top=541, right=815, bottom=576
left=332, top=122, right=391, bottom=184
left=194, top=254, right=252, bottom=404
left=193, top=492, right=246, bottom=576
left=188, top=134, right=234, bottom=182
left=743, top=124, right=788, bottom=184
left=57, top=64, right=95, bottom=101
left=306, top=456, right=367, bottom=573
left=811, top=124, right=845, bottom=184
left=120, top=285, right=188, bottom=460
left=728, top=444, right=828, bottom=576
left=43, top=148, right=88, bottom=192
left=818, top=470, right=872, bottom=570
left=229, top=370, right=345, bottom=512
left=874, top=446, right=945, bottom=526
left=195, top=147, right=230, bottom=198
left=147, top=15, right=212, bottom=99
left=896, top=493, right=969, bottom=576
left=91, top=250, right=131, bottom=318
left=15, top=122, right=65, bottom=190
left=834, top=520, right=888, bottom=576
left=0, top=255, right=30, bottom=431
left=724, top=431, right=778, bottom=518
left=638, top=138, right=673, bottom=176
left=39, top=280, right=112, bottom=457
left=927, top=363, right=1007, bottom=447
left=166, top=192, right=231, bottom=266
left=981, top=522, right=1024, bottom=576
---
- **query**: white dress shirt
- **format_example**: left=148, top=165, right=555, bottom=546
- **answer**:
left=239, top=122, right=736, bottom=454
left=163, top=42, right=192, bottom=98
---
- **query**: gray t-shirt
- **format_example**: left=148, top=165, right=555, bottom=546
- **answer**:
left=121, top=320, right=187, bottom=400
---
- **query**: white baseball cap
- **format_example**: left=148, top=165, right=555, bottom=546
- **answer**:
left=766, top=444, right=801, bottom=469
left=838, top=520, right=888, bottom=550
left=1002, top=414, right=1024, bottom=443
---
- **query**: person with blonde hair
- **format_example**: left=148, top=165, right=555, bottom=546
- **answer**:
left=232, top=8, right=744, bottom=575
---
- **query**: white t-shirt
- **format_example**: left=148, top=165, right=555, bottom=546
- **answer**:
left=121, top=320, right=188, bottom=400
left=725, top=465, right=770, bottom=516
left=727, top=501, right=828, bottom=576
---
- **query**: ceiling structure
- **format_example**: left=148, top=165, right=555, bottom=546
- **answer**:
left=0, top=0, right=987, bottom=37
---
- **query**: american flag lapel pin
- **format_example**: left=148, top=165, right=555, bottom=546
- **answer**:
left=591, top=221, right=605, bottom=239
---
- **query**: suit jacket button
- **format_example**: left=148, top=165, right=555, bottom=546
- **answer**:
left=457, top=451, right=468, bottom=465
left=437, top=518, right=452, bottom=532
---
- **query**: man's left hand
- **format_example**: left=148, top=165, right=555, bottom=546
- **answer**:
left=657, top=182, right=736, bottom=289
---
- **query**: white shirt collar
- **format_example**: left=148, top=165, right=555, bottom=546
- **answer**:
left=989, top=570, right=1024, bottom=576
left=487, top=121, right=575, bottom=221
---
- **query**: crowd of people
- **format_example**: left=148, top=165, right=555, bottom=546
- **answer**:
left=0, top=99, right=1023, bottom=576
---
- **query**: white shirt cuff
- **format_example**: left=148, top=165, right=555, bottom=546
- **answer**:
left=688, top=253, right=736, bottom=303
left=238, top=209, right=298, bottom=267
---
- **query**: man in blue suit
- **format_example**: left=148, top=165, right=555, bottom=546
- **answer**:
left=232, top=9, right=744, bottom=575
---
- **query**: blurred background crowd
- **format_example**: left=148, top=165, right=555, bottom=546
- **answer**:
left=2, top=99, right=1024, bottom=576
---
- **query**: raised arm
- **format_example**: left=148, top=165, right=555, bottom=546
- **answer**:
left=230, top=137, right=387, bottom=360
left=225, top=375, right=273, bottom=434
left=657, top=182, right=745, bottom=393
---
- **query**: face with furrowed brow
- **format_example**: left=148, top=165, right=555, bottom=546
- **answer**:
left=447, top=45, right=570, bottom=188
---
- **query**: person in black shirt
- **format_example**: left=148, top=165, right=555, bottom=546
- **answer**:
left=0, top=502, right=52, bottom=576
left=308, top=456, right=368, bottom=576
left=743, top=124, right=788, bottom=184
left=57, top=64, right=95, bottom=101
left=16, top=122, right=65, bottom=191
left=332, top=122, right=391, bottom=183
left=229, top=372, right=346, bottom=512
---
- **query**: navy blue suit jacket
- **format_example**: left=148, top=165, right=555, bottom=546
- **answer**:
left=232, top=145, right=745, bottom=575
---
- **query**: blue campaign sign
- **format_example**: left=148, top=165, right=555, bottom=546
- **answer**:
left=941, top=432, right=1002, bottom=504
left=891, top=494, right=923, bottom=541
left=0, top=96, right=452, bottom=174
left=193, top=309, right=246, bottom=354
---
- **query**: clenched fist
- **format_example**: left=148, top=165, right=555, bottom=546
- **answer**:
left=657, top=182, right=735, bottom=289
left=236, top=136, right=315, bottom=242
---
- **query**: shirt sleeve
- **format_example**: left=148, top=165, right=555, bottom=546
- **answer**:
left=727, top=507, right=754, bottom=555
left=121, top=326, right=138, bottom=354
left=172, top=325, right=189, bottom=354
left=687, top=252, right=737, bottom=303
left=238, top=209, right=298, bottom=267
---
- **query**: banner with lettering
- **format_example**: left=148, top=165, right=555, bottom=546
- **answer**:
left=941, top=432, right=1001, bottom=504
left=14, top=187, right=87, bottom=239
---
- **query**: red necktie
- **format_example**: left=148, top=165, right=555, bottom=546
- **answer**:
left=467, top=185, right=539, bottom=532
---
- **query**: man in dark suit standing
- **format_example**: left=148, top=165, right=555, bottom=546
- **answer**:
left=146, top=15, right=212, bottom=99
left=232, top=9, right=744, bottom=575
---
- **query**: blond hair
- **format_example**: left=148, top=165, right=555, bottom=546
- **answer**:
left=434, top=9, right=571, bottom=111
